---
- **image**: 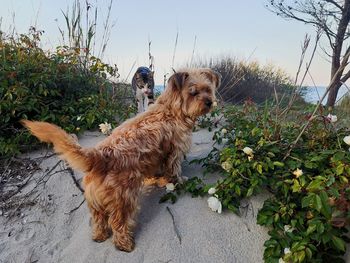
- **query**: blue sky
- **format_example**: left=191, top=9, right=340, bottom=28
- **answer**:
left=1, top=0, right=330, bottom=85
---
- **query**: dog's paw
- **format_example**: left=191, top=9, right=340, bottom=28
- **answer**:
left=114, top=234, right=135, bottom=252
left=143, top=176, right=170, bottom=188
left=92, top=230, right=111, bottom=243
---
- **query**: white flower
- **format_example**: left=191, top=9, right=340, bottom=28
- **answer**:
left=207, top=196, right=222, bottom=214
left=327, top=114, right=337, bottom=123
left=221, top=138, right=229, bottom=144
left=243, top=147, right=254, bottom=156
left=208, top=187, right=216, bottom=195
left=344, top=135, right=350, bottom=145
left=165, top=183, right=175, bottom=192
left=278, top=258, right=285, bottom=263
left=212, top=101, right=218, bottom=107
left=293, top=168, right=303, bottom=178
left=182, top=176, right=189, bottom=182
left=99, top=122, right=112, bottom=135
left=284, top=247, right=291, bottom=255
left=284, top=225, right=294, bottom=233
left=221, top=161, right=232, bottom=172
left=221, top=128, right=227, bottom=135
left=248, top=155, right=254, bottom=161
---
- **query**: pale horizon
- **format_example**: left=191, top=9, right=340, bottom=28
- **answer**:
left=0, top=0, right=334, bottom=86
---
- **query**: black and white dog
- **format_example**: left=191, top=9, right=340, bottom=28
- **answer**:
left=131, top=67, right=155, bottom=113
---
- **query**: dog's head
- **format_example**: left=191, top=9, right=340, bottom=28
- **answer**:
left=158, top=68, right=221, bottom=119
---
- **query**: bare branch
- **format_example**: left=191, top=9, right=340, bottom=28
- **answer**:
left=325, top=0, right=344, bottom=11
left=166, top=206, right=182, bottom=244
left=283, top=48, right=350, bottom=160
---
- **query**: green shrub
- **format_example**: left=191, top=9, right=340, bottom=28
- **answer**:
left=0, top=27, right=135, bottom=156
left=164, top=102, right=350, bottom=262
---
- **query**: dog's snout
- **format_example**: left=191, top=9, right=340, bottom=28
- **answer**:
left=205, top=99, right=212, bottom=107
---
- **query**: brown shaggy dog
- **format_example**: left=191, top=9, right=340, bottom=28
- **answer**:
left=22, top=68, right=220, bottom=252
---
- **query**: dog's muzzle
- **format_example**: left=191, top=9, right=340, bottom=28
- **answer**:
left=205, top=98, right=213, bottom=108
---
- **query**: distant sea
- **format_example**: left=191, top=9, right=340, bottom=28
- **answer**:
left=155, top=85, right=349, bottom=105
left=302, top=86, right=349, bottom=104
left=154, top=85, right=165, bottom=93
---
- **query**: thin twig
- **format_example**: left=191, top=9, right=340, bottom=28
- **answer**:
left=189, top=35, right=197, bottom=67
left=148, top=38, right=154, bottom=71
left=281, top=31, right=321, bottom=117
left=171, top=30, right=179, bottom=69
left=65, top=199, right=85, bottom=214
left=166, top=206, right=182, bottom=244
left=66, top=167, right=84, bottom=193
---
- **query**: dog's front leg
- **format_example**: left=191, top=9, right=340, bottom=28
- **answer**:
left=164, top=150, right=184, bottom=183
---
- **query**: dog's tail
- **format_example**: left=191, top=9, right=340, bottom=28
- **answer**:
left=21, top=120, right=101, bottom=173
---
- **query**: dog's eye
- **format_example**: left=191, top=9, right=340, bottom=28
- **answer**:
left=189, top=90, right=199, bottom=96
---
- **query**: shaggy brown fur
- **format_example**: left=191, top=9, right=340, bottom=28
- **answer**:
left=21, top=68, right=221, bottom=252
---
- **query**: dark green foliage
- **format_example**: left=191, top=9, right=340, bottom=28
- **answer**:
left=0, top=28, right=135, bottom=156
left=171, top=101, right=350, bottom=262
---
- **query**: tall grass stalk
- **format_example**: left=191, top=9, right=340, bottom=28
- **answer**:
left=59, top=0, right=115, bottom=68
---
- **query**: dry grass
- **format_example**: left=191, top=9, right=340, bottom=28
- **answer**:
left=190, top=56, right=294, bottom=104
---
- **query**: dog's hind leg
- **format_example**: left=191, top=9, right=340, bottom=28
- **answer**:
left=107, top=175, right=141, bottom=252
left=89, top=205, right=111, bottom=242
left=109, top=213, right=136, bottom=252
left=84, top=180, right=111, bottom=242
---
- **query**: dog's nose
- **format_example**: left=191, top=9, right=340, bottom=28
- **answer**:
left=205, top=99, right=212, bottom=107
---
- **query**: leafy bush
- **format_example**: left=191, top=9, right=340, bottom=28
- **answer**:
left=164, top=102, right=350, bottom=262
left=195, top=105, right=223, bottom=132
left=0, top=27, right=135, bottom=156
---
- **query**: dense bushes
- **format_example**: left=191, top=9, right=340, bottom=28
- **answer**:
left=164, top=102, right=350, bottom=262
left=0, top=28, right=135, bottom=156
left=192, top=57, right=295, bottom=104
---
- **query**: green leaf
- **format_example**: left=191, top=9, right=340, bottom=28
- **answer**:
left=235, top=185, right=241, bottom=196
left=336, top=164, right=344, bottom=175
left=331, top=235, right=346, bottom=251
left=301, top=194, right=314, bottom=208
left=159, top=193, right=177, bottom=204
left=305, top=248, right=312, bottom=259
left=246, top=187, right=254, bottom=197
left=316, top=223, right=325, bottom=234
left=319, top=191, right=332, bottom=219
left=314, top=195, right=322, bottom=212
left=273, top=161, right=284, bottom=167
left=297, top=251, right=306, bottom=262
left=292, top=179, right=301, bottom=193
left=306, top=224, right=317, bottom=235
left=340, top=176, right=348, bottom=184
left=306, top=179, right=324, bottom=192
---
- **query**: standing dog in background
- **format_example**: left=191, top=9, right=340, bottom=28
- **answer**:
left=22, top=68, right=221, bottom=252
left=131, top=67, right=155, bottom=113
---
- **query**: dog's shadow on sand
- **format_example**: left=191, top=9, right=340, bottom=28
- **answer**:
left=134, top=188, right=165, bottom=241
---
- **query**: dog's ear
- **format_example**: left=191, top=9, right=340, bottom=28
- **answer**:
left=200, top=69, right=221, bottom=88
left=168, top=72, right=189, bottom=90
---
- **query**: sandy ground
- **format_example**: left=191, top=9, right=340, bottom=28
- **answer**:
left=1, top=128, right=348, bottom=263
